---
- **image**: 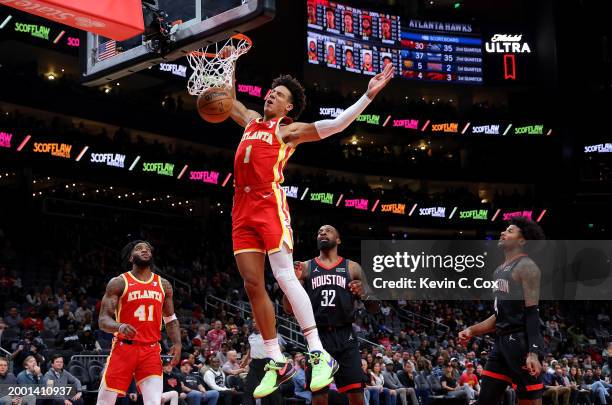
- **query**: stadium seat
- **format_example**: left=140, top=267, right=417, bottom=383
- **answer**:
left=0, top=330, right=18, bottom=349
left=88, top=365, right=103, bottom=390
left=68, top=365, right=90, bottom=387
left=40, top=330, right=56, bottom=340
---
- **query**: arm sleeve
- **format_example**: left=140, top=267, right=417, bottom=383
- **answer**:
left=314, top=93, right=372, bottom=139
left=525, top=305, right=545, bottom=357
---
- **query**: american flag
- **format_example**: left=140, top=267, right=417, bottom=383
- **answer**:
left=98, top=40, right=117, bottom=61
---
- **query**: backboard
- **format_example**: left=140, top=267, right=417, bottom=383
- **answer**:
left=80, top=0, right=274, bottom=86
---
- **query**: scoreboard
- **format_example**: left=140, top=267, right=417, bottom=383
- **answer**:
left=400, top=31, right=483, bottom=83
left=306, top=0, right=484, bottom=85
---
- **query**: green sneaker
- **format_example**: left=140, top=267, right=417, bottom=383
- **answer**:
left=308, top=350, right=339, bottom=392
left=253, top=359, right=296, bottom=398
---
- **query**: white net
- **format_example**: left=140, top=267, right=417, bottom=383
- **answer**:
left=186, top=34, right=252, bottom=96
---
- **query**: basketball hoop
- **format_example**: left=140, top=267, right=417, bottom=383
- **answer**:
left=186, top=33, right=252, bottom=96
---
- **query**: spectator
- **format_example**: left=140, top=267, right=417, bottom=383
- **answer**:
left=180, top=329, right=194, bottom=354
left=56, top=324, right=82, bottom=351
left=203, top=357, right=243, bottom=405
left=43, top=310, right=61, bottom=336
left=12, top=330, right=45, bottom=373
left=78, top=325, right=100, bottom=351
left=370, top=362, right=397, bottom=405
left=192, top=325, right=208, bottom=348
left=73, top=300, right=92, bottom=324
left=16, top=355, right=42, bottom=385
left=432, top=355, right=445, bottom=378
left=458, top=363, right=480, bottom=401
left=42, top=354, right=83, bottom=405
left=543, top=362, right=571, bottom=405
left=292, top=353, right=311, bottom=404
left=58, top=302, right=76, bottom=330
left=221, top=350, right=246, bottom=390
left=383, top=359, right=417, bottom=405
left=21, top=310, right=43, bottom=332
left=0, top=318, right=6, bottom=348
left=207, top=321, right=227, bottom=353
left=568, top=365, right=591, bottom=405
left=362, top=359, right=381, bottom=405
left=178, top=359, right=219, bottom=405
left=4, top=307, right=21, bottom=333
left=0, top=357, right=17, bottom=405
left=1, top=357, right=34, bottom=405
left=162, top=359, right=186, bottom=405
left=440, top=363, right=470, bottom=403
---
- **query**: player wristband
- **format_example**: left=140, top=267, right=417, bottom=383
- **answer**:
left=163, top=314, right=178, bottom=324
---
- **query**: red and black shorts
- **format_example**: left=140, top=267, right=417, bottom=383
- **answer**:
left=482, top=332, right=544, bottom=400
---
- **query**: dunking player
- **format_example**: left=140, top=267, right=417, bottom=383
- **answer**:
left=96, top=241, right=182, bottom=405
left=223, top=45, right=393, bottom=397
left=459, top=217, right=546, bottom=405
left=284, top=225, right=366, bottom=405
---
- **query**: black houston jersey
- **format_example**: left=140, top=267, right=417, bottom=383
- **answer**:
left=493, top=255, right=528, bottom=333
left=304, top=257, right=354, bottom=327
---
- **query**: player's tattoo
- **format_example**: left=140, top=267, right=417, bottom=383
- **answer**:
left=516, top=259, right=541, bottom=307
left=98, top=276, right=125, bottom=333
left=161, top=278, right=181, bottom=347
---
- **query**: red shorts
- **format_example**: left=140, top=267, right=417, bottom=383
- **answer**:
left=102, top=339, right=162, bottom=394
left=232, top=182, right=293, bottom=255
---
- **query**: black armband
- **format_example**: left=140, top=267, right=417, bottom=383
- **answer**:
left=525, top=305, right=545, bottom=357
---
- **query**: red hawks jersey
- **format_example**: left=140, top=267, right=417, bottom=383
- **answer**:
left=234, top=116, right=295, bottom=187
left=116, top=271, right=165, bottom=343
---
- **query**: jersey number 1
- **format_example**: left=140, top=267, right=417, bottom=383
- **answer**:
left=321, top=290, right=336, bottom=307
left=134, top=304, right=154, bottom=321
left=243, top=145, right=252, bottom=163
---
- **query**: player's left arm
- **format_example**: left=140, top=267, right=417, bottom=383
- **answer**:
left=280, top=63, right=394, bottom=147
left=161, top=278, right=182, bottom=366
left=515, top=258, right=544, bottom=376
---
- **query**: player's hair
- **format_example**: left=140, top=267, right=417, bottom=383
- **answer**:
left=51, top=354, right=64, bottom=363
left=121, top=240, right=154, bottom=269
left=509, top=216, right=545, bottom=240
left=271, top=74, right=306, bottom=119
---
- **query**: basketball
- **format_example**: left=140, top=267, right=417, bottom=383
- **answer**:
left=197, top=87, right=233, bottom=123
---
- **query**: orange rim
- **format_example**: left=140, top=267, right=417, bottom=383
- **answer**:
left=189, top=33, right=253, bottom=58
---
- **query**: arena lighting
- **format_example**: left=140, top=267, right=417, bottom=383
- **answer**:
left=75, top=146, right=89, bottom=161
left=300, top=187, right=309, bottom=200
left=491, top=208, right=501, bottom=221
left=177, top=165, right=188, bottom=179
left=128, top=156, right=140, bottom=171
left=461, top=123, right=471, bottom=134
left=408, top=203, right=418, bottom=216
left=382, top=115, right=392, bottom=127
left=0, top=15, right=12, bottom=29
left=421, top=120, right=430, bottom=131
left=53, top=30, right=65, bottom=44
left=503, top=124, right=512, bottom=136
left=47, top=74, right=55, bottom=80
left=371, top=199, right=380, bottom=212
left=448, top=206, right=458, bottom=219
left=536, top=209, right=547, bottom=222
left=335, top=193, right=344, bottom=206
left=221, top=173, right=232, bottom=187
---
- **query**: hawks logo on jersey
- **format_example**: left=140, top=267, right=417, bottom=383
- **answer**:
left=234, top=116, right=294, bottom=187
left=117, top=271, right=165, bottom=343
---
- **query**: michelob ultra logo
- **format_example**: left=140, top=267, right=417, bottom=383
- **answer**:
left=485, top=34, right=531, bottom=53
left=32, top=142, right=72, bottom=158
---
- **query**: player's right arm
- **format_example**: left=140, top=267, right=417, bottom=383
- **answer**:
left=98, top=276, right=136, bottom=338
left=458, top=314, right=496, bottom=342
